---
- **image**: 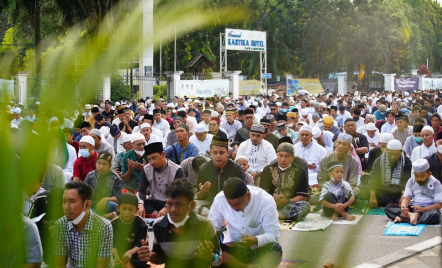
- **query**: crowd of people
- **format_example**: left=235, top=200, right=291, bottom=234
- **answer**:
left=8, top=90, right=442, bottom=267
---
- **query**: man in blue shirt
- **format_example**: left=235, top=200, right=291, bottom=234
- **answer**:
left=165, top=124, right=199, bottom=165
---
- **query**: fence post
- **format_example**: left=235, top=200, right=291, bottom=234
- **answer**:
left=223, top=71, right=241, bottom=99
left=15, top=72, right=30, bottom=106
left=383, top=74, right=395, bottom=91
left=164, top=71, right=183, bottom=100
left=337, top=73, right=347, bottom=94
left=418, top=75, right=425, bottom=91
left=100, top=75, right=111, bottom=101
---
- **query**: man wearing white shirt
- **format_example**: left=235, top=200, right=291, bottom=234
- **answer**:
left=363, top=123, right=380, bottom=158
left=381, top=111, right=396, bottom=133
left=356, top=114, right=376, bottom=134
left=63, top=143, right=77, bottom=182
left=152, top=109, right=170, bottom=138
left=313, top=127, right=335, bottom=153
left=11, top=108, right=24, bottom=126
left=139, top=123, right=162, bottom=146
left=337, top=106, right=351, bottom=127
left=236, top=124, right=277, bottom=180
left=24, top=105, right=36, bottom=122
left=294, top=125, right=327, bottom=185
left=208, top=178, right=282, bottom=268
left=106, top=125, right=126, bottom=155
left=411, top=126, right=436, bottom=162
left=259, top=99, right=270, bottom=118
left=189, top=124, right=213, bottom=158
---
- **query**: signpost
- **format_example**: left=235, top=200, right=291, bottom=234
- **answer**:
left=221, top=28, right=267, bottom=94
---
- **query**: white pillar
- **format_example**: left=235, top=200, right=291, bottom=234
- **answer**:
left=418, top=75, right=426, bottom=91
left=15, top=72, right=29, bottom=105
left=337, top=73, right=347, bottom=94
left=383, top=73, right=395, bottom=92
left=139, top=0, right=154, bottom=98
left=164, top=71, right=183, bottom=99
left=100, top=75, right=111, bottom=101
left=224, top=71, right=241, bottom=99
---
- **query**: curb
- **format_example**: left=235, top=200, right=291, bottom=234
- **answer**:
left=353, top=236, right=441, bottom=268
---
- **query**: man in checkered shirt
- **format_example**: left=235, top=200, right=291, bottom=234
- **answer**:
left=54, top=181, right=114, bottom=268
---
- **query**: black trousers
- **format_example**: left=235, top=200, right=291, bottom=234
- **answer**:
left=143, top=199, right=166, bottom=214
left=220, top=242, right=282, bottom=268
left=384, top=204, right=441, bottom=225
left=322, top=192, right=349, bottom=217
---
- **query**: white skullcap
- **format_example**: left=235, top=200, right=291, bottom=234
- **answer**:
left=299, top=125, right=312, bottom=134
left=80, top=136, right=95, bottom=146
left=235, top=155, right=248, bottom=162
left=319, top=103, right=327, bottom=108
left=140, top=123, right=151, bottom=130
left=413, top=159, right=430, bottom=173
left=89, top=129, right=102, bottom=137
left=422, top=126, right=434, bottom=135
left=194, top=124, right=207, bottom=133
left=35, top=101, right=40, bottom=105
left=167, top=103, right=174, bottom=108
left=84, top=104, right=91, bottom=109
left=122, top=134, right=132, bottom=143
left=252, top=101, right=258, bottom=106
left=48, top=117, right=58, bottom=123
left=312, top=126, right=322, bottom=139
left=379, top=133, right=394, bottom=143
left=276, top=102, right=282, bottom=107
left=387, top=139, right=402, bottom=150
left=301, top=108, right=309, bottom=116
left=131, top=133, right=145, bottom=143
left=115, top=101, right=121, bottom=106
left=309, top=100, right=315, bottom=104
left=365, top=123, right=377, bottom=131
left=99, top=126, right=110, bottom=137
left=211, top=111, right=219, bottom=118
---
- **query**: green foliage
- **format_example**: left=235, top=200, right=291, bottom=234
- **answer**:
left=153, top=84, right=167, bottom=97
left=111, top=74, right=131, bottom=102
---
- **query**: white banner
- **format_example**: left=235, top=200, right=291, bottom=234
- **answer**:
left=423, top=78, right=442, bottom=90
left=177, top=79, right=229, bottom=98
left=225, top=28, right=266, bottom=51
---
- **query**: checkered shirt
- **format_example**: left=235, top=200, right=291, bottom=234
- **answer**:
left=54, top=210, right=114, bottom=268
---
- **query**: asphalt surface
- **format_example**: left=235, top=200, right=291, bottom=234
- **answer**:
left=278, top=215, right=441, bottom=268
left=147, top=215, right=442, bottom=268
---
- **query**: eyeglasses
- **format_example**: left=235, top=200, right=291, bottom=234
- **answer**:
left=209, top=123, right=217, bottom=126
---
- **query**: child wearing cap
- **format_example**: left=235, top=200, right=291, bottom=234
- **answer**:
left=385, top=159, right=442, bottom=225
left=320, top=162, right=356, bottom=221
left=111, top=193, right=149, bottom=268
left=234, top=155, right=255, bottom=186
left=84, top=152, right=122, bottom=219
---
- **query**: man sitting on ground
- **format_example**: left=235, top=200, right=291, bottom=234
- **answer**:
left=260, top=143, right=310, bottom=221
left=208, top=178, right=282, bottom=268
left=385, top=159, right=441, bottom=225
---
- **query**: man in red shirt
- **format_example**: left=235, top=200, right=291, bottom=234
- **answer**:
left=73, top=136, right=98, bottom=181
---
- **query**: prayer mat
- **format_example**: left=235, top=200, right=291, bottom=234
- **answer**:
left=387, top=219, right=442, bottom=227
left=291, top=213, right=333, bottom=231
left=349, top=200, right=368, bottom=214
left=332, top=214, right=363, bottom=225
left=383, top=223, right=425, bottom=236
left=277, top=259, right=304, bottom=267
left=366, top=206, right=386, bottom=215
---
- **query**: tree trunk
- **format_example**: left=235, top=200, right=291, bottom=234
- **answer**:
left=34, top=0, right=41, bottom=75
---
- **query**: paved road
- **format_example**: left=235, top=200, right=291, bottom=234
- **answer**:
left=278, top=215, right=441, bottom=268
left=147, top=215, right=441, bottom=268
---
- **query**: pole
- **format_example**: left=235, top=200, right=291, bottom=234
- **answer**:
left=220, top=32, right=222, bottom=72
left=160, top=33, right=162, bottom=80
left=174, top=28, right=177, bottom=72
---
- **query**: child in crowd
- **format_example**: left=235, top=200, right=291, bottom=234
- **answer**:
left=320, top=162, right=356, bottom=221
left=276, top=122, right=290, bottom=138
left=84, top=151, right=122, bottom=219
left=385, top=159, right=442, bottom=225
left=235, top=155, right=255, bottom=185
left=111, top=193, right=149, bottom=268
